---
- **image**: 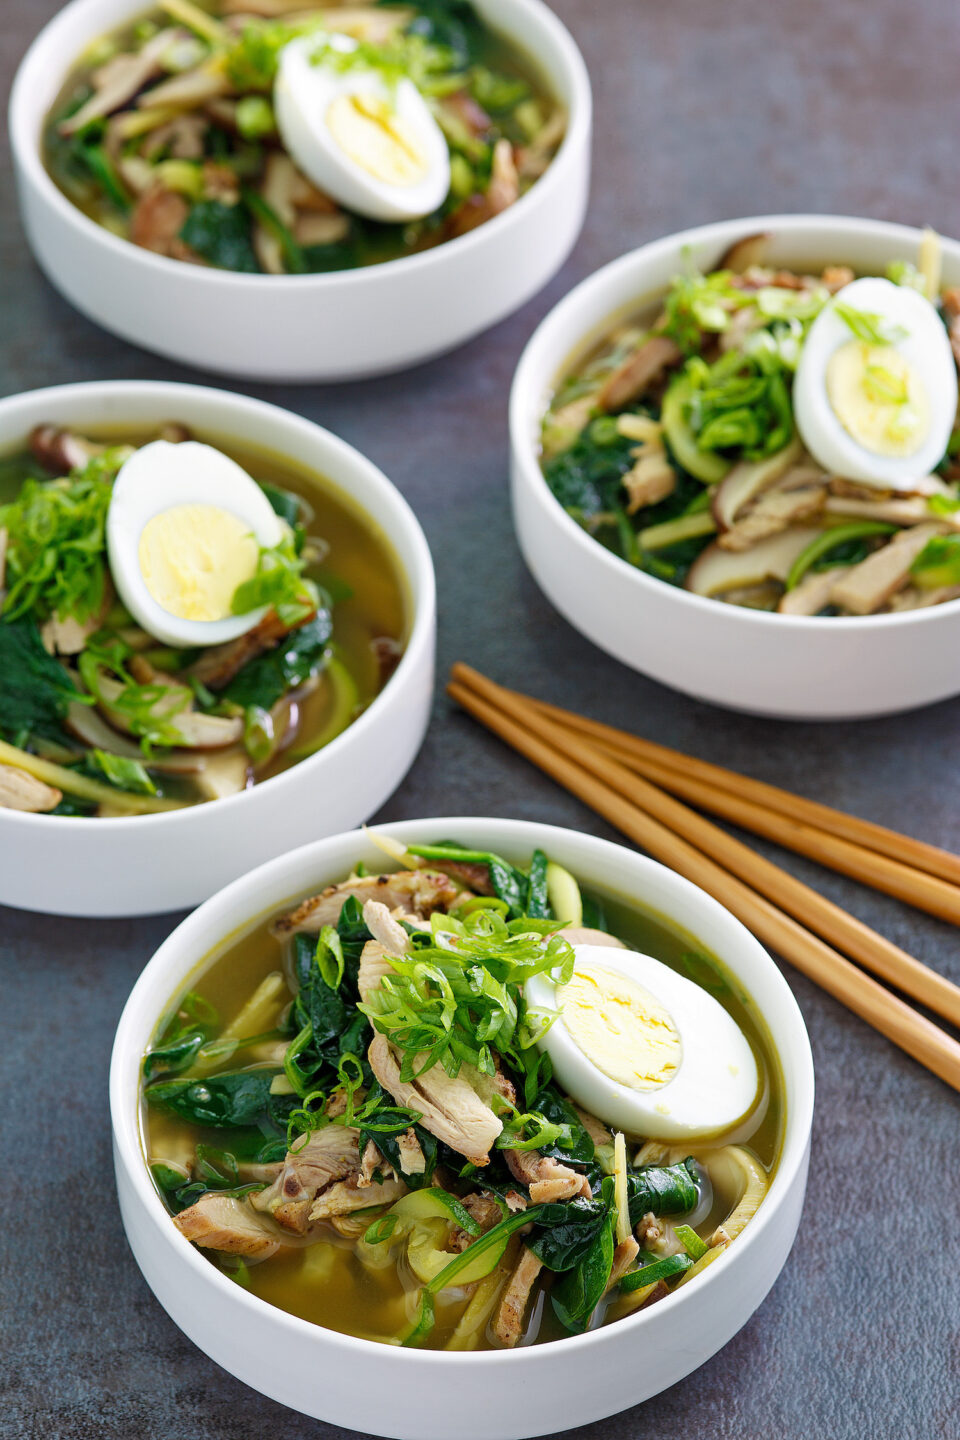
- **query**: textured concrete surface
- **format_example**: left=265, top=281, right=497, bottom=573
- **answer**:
left=2, top=0, right=960, bottom=1437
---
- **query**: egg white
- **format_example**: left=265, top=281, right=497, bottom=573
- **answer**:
left=274, top=35, right=451, bottom=224
left=525, top=944, right=760, bottom=1142
left=106, top=440, right=284, bottom=649
left=793, top=276, right=958, bottom=488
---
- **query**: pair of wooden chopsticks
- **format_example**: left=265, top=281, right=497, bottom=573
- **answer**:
left=447, top=663, right=960, bottom=1094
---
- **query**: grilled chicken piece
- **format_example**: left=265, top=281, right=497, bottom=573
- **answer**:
left=396, top=1129, right=426, bottom=1176
left=174, top=1194, right=285, bottom=1258
left=492, top=1248, right=544, bottom=1347
left=252, top=1126, right=362, bottom=1233
left=362, top=899, right=413, bottom=957
left=450, top=1190, right=507, bottom=1252
left=597, top=336, right=682, bottom=412
left=504, top=1148, right=591, bottom=1203
left=368, top=1034, right=502, bottom=1165
left=273, top=870, right=458, bottom=937
left=0, top=764, right=61, bottom=813
left=830, top=522, right=944, bottom=615
left=310, top=1175, right=407, bottom=1220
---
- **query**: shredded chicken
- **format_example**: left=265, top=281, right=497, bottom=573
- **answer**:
left=362, top=899, right=413, bottom=957
left=252, top=1126, right=362, bottom=1233
left=829, top=522, right=944, bottom=615
left=395, top=1129, right=426, bottom=1176
left=492, top=1247, right=544, bottom=1347
left=0, top=764, right=62, bottom=813
left=310, top=1175, right=406, bottom=1220
left=504, top=1148, right=591, bottom=1203
left=623, top=452, right=676, bottom=513
left=273, top=871, right=458, bottom=937
left=605, top=1237, right=640, bottom=1293
left=717, top=477, right=827, bottom=551
left=174, top=1194, right=286, bottom=1259
left=597, top=336, right=682, bottom=412
left=635, top=1212, right=685, bottom=1256
left=368, top=1033, right=502, bottom=1165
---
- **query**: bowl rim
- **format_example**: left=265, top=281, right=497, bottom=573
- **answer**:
left=0, top=378, right=436, bottom=832
left=510, top=211, right=960, bottom=632
left=110, top=815, right=815, bottom=1367
left=9, top=0, right=592, bottom=291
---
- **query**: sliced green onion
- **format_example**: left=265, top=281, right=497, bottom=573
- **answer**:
left=425, top=1206, right=545, bottom=1294
left=363, top=1213, right=398, bottom=1245
left=638, top=509, right=718, bottom=551
left=673, top=1224, right=708, bottom=1260
left=619, top=1252, right=693, bottom=1291
left=401, top=1290, right=436, bottom=1347
left=661, top=376, right=730, bottom=484
left=785, top=521, right=896, bottom=591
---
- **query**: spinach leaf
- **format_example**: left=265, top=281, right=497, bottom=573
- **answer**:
left=528, top=1196, right=610, bottom=1272
left=142, top=1028, right=207, bottom=1082
left=525, top=848, right=550, bottom=918
left=259, top=481, right=302, bottom=527
left=407, top=842, right=534, bottom=919
left=532, top=1084, right=596, bottom=1165
left=542, top=428, right=637, bottom=518
left=360, top=1122, right=438, bottom=1190
left=626, top=1159, right=701, bottom=1223
left=223, top=610, right=333, bottom=710
left=550, top=1213, right=615, bottom=1333
left=180, top=200, right=261, bottom=273
left=386, top=0, right=483, bottom=68
left=146, top=1068, right=295, bottom=1138
left=0, top=618, right=81, bottom=743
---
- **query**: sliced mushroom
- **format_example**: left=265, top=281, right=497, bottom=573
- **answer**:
left=63, top=701, right=205, bottom=774
left=91, top=668, right=242, bottom=750
left=29, top=423, right=100, bottom=474
left=829, top=522, right=945, bottom=615
left=130, top=184, right=193, bottom=259
left=685, top=526, right=824, bottom=599
left=717, top=232, right=770, bottom=273
left=711, top=437, right=805, bottom=533
left=193, top=747, right=251, bottom=801
left=888, top=583, right=960, bottom=611
left=165, top=710, right=245, bottom=750
left=597, top=335, right=682, bottom=413
left=0, top=764, right=62, bottom=813
left=718, top=472, right=827, bottom=552
left=823, top=494, right=936, bottom=527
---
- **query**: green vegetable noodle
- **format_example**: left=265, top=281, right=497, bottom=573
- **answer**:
left=143, top=842, right=783, bottom=1350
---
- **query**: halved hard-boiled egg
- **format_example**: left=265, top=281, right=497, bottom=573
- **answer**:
left=106, top=440, right=283, bottom=649
left=794, top=276, right=958, bottom=488
left=274, top=34, right=451, bottom=224
left=525, top=944, right=759, bottom=1141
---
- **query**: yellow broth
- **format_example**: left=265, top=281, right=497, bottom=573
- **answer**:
left=143, top=878, right=785, bottom=1349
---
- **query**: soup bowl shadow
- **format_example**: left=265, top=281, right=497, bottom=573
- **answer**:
left=0, top=381, right=435, bottom=917
left=510, top=214, right=960, bottom=720
left=9, top=0, right=592, bottom=382
left=110, top=816, right=814, bottom=1438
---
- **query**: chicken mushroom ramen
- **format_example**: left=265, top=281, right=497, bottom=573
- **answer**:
left=143, top=842, right=783, bottom=1349
left=0, top=423, right=405, bottom=816
left=44, top=0, right=565, bottom=275
left=541, top=229, right=960, bottom=616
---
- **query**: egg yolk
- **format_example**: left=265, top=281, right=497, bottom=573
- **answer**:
left=557, top=963, right=682, bottom=1091
left=826, top=340, right=931, bottom=457
left=326, top=92, right=429, bottom=187
left=138, top=504, right=259, bottom=622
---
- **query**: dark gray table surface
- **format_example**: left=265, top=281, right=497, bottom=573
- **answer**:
left=2, top=0, right=959, bottom=1436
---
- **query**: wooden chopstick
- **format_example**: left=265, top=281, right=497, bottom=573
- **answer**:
left=521, top=691, right=960, bottom=890
left=585, top=739, right=960, bottom=927
left=452, top=664, right=960, bottom=1030
left=447, top=674, right=960, bottom=1092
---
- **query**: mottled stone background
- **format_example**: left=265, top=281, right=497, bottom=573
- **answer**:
left=1, top=0, right=958, bottom=1436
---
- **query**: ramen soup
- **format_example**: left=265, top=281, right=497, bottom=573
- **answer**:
left=541, top=229, right=960, bottom=616
left=0, top=420, right=406, bottom=816
left=44, top=0, right=566, bottom=275
left=143, top=841, right=784, bottom=1350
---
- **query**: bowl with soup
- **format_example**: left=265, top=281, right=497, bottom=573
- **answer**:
left=0, top=380, right=434, bottom=916
left=10, top=0, right=592, bottom=380
left=110, top=816, right=814, bottom=1437
left=510, top=214, right=960, bottom=719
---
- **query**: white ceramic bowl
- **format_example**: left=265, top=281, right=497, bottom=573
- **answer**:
left=511, top=214, right=960, bottom=720
left=9, top=0, right=592, bottom=382
left=110, top=817, right=814, bottom=1439
left=0, top=381, right=435, bottom=917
